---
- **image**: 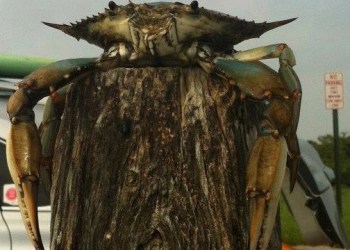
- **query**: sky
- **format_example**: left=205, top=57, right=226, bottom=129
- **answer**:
left=0, top=0, right=349, bottom=140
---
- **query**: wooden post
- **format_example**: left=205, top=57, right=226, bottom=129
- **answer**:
left=50, top=67, right=280, bottom=249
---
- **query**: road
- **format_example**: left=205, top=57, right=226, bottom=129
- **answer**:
left=0, top=207, right=50, bottom=250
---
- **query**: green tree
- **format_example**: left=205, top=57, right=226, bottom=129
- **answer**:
left=308, top=133, right=350, bottom=186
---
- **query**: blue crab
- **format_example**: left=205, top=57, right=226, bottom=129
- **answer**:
left=6, top=1, right=301, bottom=249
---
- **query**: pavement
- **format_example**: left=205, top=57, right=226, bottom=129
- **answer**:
left=295, top=246, right=346, bottom=250
left=0, top=206, right=50, bottom=250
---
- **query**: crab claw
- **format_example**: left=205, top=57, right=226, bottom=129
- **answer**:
left=5, top=58, right=98, bottom=250
left=6, top=121, right=44, bottom=250
left=246, top=135, right=287, bottom=250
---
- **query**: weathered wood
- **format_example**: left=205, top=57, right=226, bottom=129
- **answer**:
left=50, top=67, right=280, bottom=249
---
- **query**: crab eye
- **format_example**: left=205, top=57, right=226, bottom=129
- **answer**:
left=108, top=1, right=117, bottom=10
left=190, top=1, right=199, bottom=10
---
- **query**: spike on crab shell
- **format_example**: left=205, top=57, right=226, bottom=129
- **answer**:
left=268, top=18, right=298, bottom=29
left=42, top=22, right=81, bottom=41
left=42, top=21, right=63, bottom=29
left=128, top=0, right=136, bottom=7
left=98, top=12, right=106, bottom=17
left=244, top=17, right=297, bottom=42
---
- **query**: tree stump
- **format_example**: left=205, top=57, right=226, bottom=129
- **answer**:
left=50, top=67, right=280, bottom=249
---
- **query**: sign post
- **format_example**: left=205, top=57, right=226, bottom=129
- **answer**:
left=324, top=72, right=344, bottom=215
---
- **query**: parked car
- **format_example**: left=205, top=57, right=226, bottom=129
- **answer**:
left=282, top=139, right=349, bottom=248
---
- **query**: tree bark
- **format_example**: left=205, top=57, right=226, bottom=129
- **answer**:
left=50, top=67, right=280, bottom=249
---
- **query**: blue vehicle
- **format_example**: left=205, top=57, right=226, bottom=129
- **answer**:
left=282, top=139, right=349, bottom=248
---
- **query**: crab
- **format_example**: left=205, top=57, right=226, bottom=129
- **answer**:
left=6, top=1, right=301, bottom=249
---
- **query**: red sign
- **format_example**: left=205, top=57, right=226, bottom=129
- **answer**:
left=6, top=187, right=17, bottom=200
left=325, top=72, right=344, bottom=109
left=3, top=184, right=18, bottom=205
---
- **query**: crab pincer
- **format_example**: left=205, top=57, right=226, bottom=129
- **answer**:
left=6, top=58, right=96, bottom=249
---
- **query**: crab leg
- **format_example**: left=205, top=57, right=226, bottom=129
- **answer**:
left=39, top=84, right=71, bottom=193
left=6, top=116, right=44, bottom=250
left=210, top=44, right=301, bottom=249
left=231, top=44, right=302, bottom=191
left=215, top=43, right=302, bottom=190
left=6, top=58, right=96, bottom=250
left=246, top=135, right=287, bottom=250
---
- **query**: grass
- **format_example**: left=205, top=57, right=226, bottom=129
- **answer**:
left=342, top=187, right=350, bottom=239
left=280, top=196, right=303, bottom=245
left=280, top=186, right=350, bottom=245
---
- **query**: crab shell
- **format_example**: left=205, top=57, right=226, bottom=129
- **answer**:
left=43, top=1, right=296, bottom=55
